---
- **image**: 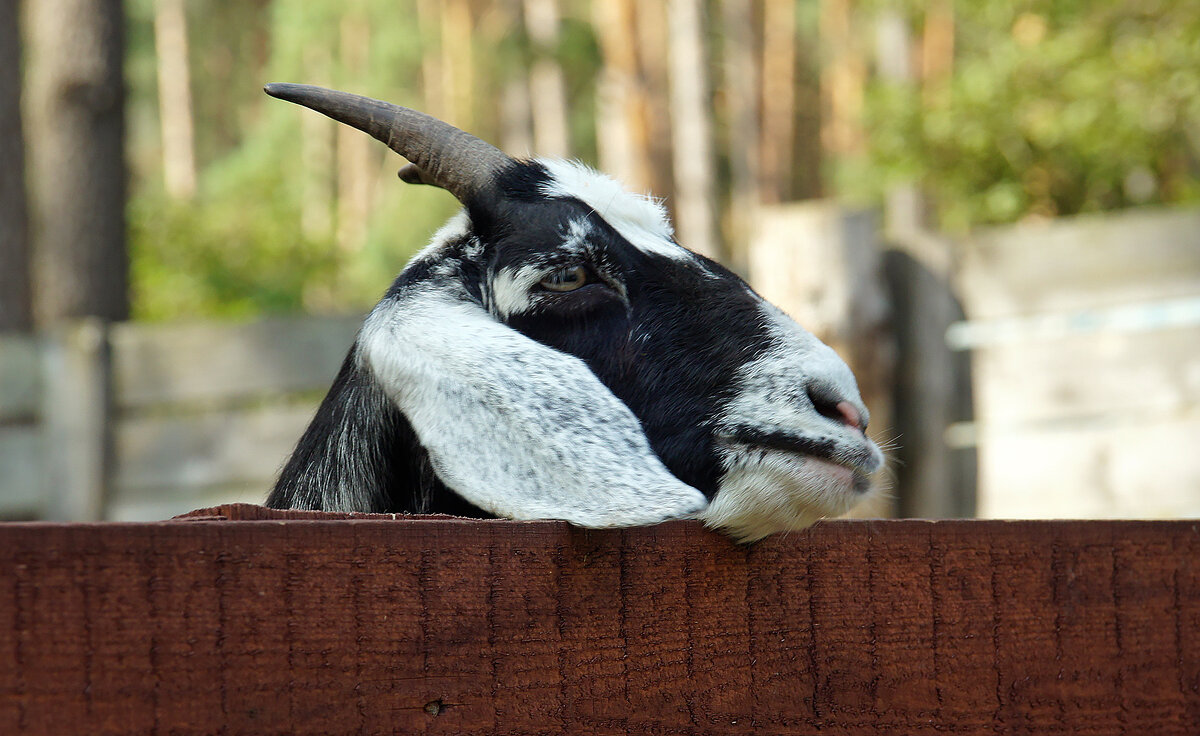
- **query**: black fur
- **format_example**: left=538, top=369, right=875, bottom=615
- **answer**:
left=269, top=161, right=777, bottom=514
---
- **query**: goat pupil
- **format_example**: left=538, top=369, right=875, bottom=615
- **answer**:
left=540, top=266, right=587, bottom=292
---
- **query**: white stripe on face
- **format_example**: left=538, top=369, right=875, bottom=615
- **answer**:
left=538, top=158, right=704, bottom=265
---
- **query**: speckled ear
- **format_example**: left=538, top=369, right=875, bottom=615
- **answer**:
left=356, top=282, right=708, bottom=528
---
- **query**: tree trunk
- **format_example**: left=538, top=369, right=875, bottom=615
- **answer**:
left=0, top=0, right=31, bottom=331
left=497, top=0, right=534, bottom=156
left=634, top=2, right=674, bottom=202
left=760, top=0, right=796, bottom=204
left=523, top=0, right=570, bottom=158
left=335, top=14, right=372, bottom=255
left=592, top=0, right=649, bottom=190
left=720, top=0, right=761, bottom=271
left=820, top=0, right=866, bottom=158
left=921, top=0, right=955, bottom=98
left=667, top=0, right=720, bottom=261
left=25, top=0, right=128, bottom=324
left=153, top=0, right=196, bottom=200
left=441, top=0, right=474, bottom=128
left=415, top=0, right=446, bottom=119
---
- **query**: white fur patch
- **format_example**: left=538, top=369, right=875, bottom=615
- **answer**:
left=538, top=158, right=698, bottom=263
left=359, top=284, right=708, bottom=527
left=485, top=219, right=608, bottom=318
left=703, top=298, right=884, bottom=541
left=721, top=302, right=867, bottom=443
left=409, top=209, right=476, bottom=269
left=700, top=452, right=876, bottom=543
left=489, top=263, right=544, bottom=318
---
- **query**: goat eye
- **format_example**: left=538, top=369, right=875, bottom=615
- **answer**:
left=539, top=266, right=588, bottom=292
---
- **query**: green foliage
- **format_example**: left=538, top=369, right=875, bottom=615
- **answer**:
left=126, top=0, right=1200, bottom=320
left=843, top=0, right=1200, bottom=231
left=127, top=0, right=461, bottom=321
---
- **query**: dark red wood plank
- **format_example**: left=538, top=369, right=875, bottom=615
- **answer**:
left=1, top=506, right=1197, bottom=735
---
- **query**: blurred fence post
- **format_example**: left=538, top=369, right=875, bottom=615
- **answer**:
left=883, top=235, right=977, bottom=519
left=39, top=319, right=113, bottom=521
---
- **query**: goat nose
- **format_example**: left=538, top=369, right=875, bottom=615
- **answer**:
left=808, top=385, right=867, bottom=432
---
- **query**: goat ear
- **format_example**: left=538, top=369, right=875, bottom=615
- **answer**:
left=358, top=286, right=708, bottom=527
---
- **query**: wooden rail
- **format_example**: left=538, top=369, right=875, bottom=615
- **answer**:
left=2, top=505, right=1197, bottom=734
left=0, top=315, right=361, bottom=520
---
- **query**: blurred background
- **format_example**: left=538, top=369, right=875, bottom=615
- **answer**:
left=1, top=0, right=1198, bottom=521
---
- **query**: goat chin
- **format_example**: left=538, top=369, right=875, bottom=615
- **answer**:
left=699, top=450, right=877, bottom=543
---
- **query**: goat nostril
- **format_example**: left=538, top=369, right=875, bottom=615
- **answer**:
left=810, top=390, right=840, bottom=421
left=808, top=387, right=867, bottom=432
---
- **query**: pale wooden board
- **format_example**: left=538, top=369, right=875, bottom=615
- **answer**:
left=976, top=412, right=1200, bottom=519
left=0, top=334, right=39, bottom=421
left=957, top=207, right=1200, bottom=320
left=0, top=426, right=42, bottom=516
left=749, top=202, right=889, bottom=342
left=110, top=314, right=362, bottom=408
left=111, top=402, right=317, bottom=501
left=973, top=326, right=1200, bottom=425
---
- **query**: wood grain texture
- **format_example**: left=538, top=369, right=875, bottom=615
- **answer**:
left=1, top=505, right=1198, bottom=734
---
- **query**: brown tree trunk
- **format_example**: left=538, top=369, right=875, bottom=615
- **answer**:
left=441, top=0, right=474, bottom=128
left=592, top=0, right=650, bottom=190
left=634, top=2, right=674, bottom=202
left=720, top=0, right=761, bottom=270
left=523, top=0, right=570, bottom=158
left=335, top=14, right=372, bottom=255
left=415, top=0, right=446, bottom=119
left=667, top=0, right=720, bottom=260
left=820, top=0, right=866, bottom=159
left=153, top=0, right=196, bottom=200
left=25, top=0, right=128, bottom=324
left=921, top=0, right=955, bottom=98
left=760, top=0, right=796, bottom=204
left=497, top=0, right=534, bottom=156
left=0, top=0, right=31, bottom=331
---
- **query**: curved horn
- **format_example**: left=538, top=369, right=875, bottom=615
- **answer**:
left=264, top=83, right=512, bottom=203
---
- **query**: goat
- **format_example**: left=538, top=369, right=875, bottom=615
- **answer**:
left=263, top=83, right=883, bottom=542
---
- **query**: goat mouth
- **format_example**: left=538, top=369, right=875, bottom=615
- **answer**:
left=716, top=427, right=876, bottom=493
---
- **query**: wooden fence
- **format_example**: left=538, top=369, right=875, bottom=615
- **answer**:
left=3, top=205, right=1197, bottom=523
left=0, top=315, right=361, bottom=520
left=948, top=207, right=1200, bottom=519
left=1, top=505, right=1197, bottom=734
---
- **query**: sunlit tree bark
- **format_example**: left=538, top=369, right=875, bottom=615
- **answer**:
left=721, top=0, right=761, bottom=267
left=524, top=0, right=570, bottom=158
left=497, top=0, right=534, bottom=156
left=667, top=0, right=720, bottom=260
left=760, top=0, right=796, bottom=204
left=592, top=0, right=648, bottom=190
left=820, top=0, right=866, bottom=158
left=634, top=2, right=674, bottom=202
left=153, top=0, right=196, bottom=200
left=441, top=0, right=474, bottom=127
left=335, top=14, right=372, bottom=255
